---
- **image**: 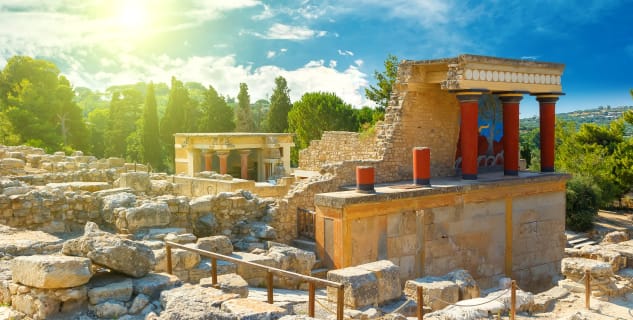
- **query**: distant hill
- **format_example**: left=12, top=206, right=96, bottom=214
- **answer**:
left=520, top=105, right=633, bottom=134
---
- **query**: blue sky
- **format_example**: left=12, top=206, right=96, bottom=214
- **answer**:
left=0, top=0, right=631, bottom=117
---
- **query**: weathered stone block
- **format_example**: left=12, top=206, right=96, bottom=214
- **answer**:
left=196, top=235, right=234, bottom=256
left=232, top=252, right=276, bottom=286
left=88, top=278, right=133, bottom=304
left=132, top=272, right=181, bottom=299
left=118, top=172, right=151, bottom=192
left=327, top=266, right=378, bottom=309
left=404, top=277, right=458, bottom=311
left=11, top=255, right=92, bottom=289
left=122, top=201, right=171, bottom=232
left=357, top=260, right=401, bottom=304
left=200, top=273, right=249, bottom=298
left=221, top=298, right=288, bottom=319
left=154, top=247, right=201, bottom=272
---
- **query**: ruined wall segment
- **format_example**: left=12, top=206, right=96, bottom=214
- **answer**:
left=298, top=132, right=379, bottom=171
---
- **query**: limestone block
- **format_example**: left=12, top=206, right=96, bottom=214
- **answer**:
left=602, top=231, right=629, bottom=244
left=100, top=192, right=136, bottom=223
left=119, top=172, right=151, bottom=192
left=196, top=235, right=234, bottom=256
left=404, top=277, right=458, bottom=311
left=88, top=278, right=133, bottom=304
left=232, top=252, right=277, bottom=286
left=89, top=300, right=128, bottom=319
left=200, top=273, right=249, bottom=298
left=327, top=266, right=378, bottom=309
left=532, top=286, right=569, bottom=313
left=164, top=233, right=197, bottom=244
left=122, top=201, right=171, bottom=232
left=561, top=257, right=614, bottom=281
left=357, top=260, right=401, bottom=304
left=10, top=285, right=87, bottom=319
left=62, top=222, right=156, bottom=278
left=143, top=227, right=188, bottom=240
left=11, top=255, right=92, bottom=289
left=154, top=247, right=201, bottom=272
left=107, top=157, right=125, bottom=168
left=159, top=284, right=240, bottom=318
left=577, top=245, right=626, bottom=272
left=221, top=298, right=288, bottom=319
left=446, top=269, right=480, bottom=300
left=129, top=293, right=150, bottom=314
left=1, top=158, right=25, bottom=169
left=132, top=272, right=181, bottom=299
left=250, top=221, right=277, bottom=240
left=189, top=258, right=237, bottom=283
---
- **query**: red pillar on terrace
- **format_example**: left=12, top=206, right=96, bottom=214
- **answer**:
left=204, top=151, right=213, bottom=172
left=499, top=94, right=523, bottom=176
left=536, top=95, right=560, bottom=172
left=239, top=150, right=250, bottom=179
left=216, top=151, right=229, bottom=175
left=456, top=92, right=483, bottom=180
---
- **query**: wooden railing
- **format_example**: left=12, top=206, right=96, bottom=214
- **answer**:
left=164, top=241, right=344, bottom=319
left=297, top=208, right=316, bottom=240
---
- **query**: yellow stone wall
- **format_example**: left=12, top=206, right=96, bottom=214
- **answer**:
left=315, top=177, right=567, bottom=292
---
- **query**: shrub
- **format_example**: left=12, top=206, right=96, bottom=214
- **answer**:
left=565, top=176, right=601, bottom=231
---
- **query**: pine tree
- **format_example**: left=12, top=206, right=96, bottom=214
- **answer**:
left=235, top=83, right=254, bottom=132
left=142, top=82, right=162, bottom=170
left=160, top=77, right=193, bottom=170
left=199, top=85, right=235, bottom=132
left=266, top=76, right=292, bottom=132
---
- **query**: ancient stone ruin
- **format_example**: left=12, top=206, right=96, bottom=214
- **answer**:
left=1, top=54, right=633, bottom=319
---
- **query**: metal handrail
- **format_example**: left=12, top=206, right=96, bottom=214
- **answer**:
left=164, top=241, right=345, bottom=320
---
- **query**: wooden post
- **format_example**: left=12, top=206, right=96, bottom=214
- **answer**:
left=165, top=245, right=173, bottom=275
left=337, top=286, right=344, bottom=320
left=585, top=270, right=591, bottom=310
left=511, top=280, right=516, bottom=320
left=267, top=271, right=273, bottom=304
left=211, top=257, right=218, bottom=286
left=308, top=282, right=315, bottom=317
left=417, top=285, right=424, bottom=320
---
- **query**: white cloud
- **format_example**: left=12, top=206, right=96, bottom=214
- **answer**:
left=252, top=4, right=274, bottom=20
left=256, top=23, right=327, bottom=40
left=280, top=48, right=288, bottom=53
left=329, top=60, right=337, bottom=68
left=59, top=53, right=369, bottom=107
left=338, top=49, right=354, bottom=56
left=354, top=59, right=363, bottom=67
left=266, top=51, right=276, bottom=58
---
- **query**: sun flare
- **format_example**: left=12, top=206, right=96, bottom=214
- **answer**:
left=117, top=1, right=148, bottom=31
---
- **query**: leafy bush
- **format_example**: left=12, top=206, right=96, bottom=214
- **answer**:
left=565, top=176, right=601, bottom=231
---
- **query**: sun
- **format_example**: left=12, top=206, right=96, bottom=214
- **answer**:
left=117, top=1, right=148, bottom=32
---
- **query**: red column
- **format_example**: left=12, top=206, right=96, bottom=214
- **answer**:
left=412, top=147, right=431, bottom=186
left=536, top=95, right=559, bottom=172
left=356, top=166, right=375, bottom=193
left=239, top=150, right=250, bottom=179
left=456, top=92, right=482, bottom=180
left=499, top=94, right=523, bottom=176
left=204, top=151, right=213, bottom=171
left=216, top=151, right=229, bottom=175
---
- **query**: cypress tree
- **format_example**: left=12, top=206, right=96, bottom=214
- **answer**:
left=142, top=82, right=161, bottom=170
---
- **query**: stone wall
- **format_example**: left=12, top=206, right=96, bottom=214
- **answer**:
left=298, top=132, right=379, bottom=171
left=314, top=174, right=568, bottom=292
left=296, top=61, right=461, bottom=182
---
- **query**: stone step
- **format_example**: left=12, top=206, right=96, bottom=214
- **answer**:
left=292, top=238, right=316, bottom=252
left=573, top=240, right=597, bottom=249
left=568, top=236, right=591, bottom=245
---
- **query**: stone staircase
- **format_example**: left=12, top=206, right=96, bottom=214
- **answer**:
left=566, top=231, right=597, bottom=249
left=292, top=237, right=330, bottom=279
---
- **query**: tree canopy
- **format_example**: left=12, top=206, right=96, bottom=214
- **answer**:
left=0, top=56, right=88, bottom=152
left=235, top=83, right=254, bottom=132
left=288, top=92, right=358, bottom=164
left=365, top=54, right=398, bottom=113
left=142, top=82, right=162, bottom=170
left=198, top=85, right=235, bottom=133
left=266, top=76, right=292, bottom=133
